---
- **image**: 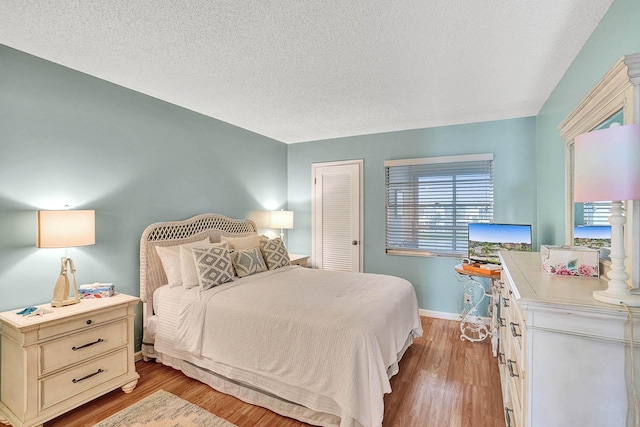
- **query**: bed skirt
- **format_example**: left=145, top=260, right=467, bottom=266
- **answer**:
left=149, top=332, right=414, bottom=427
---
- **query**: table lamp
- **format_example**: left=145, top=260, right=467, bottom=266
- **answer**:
left=270, top=210, right=294, bottom=240
left=574, top=124, right=640, bottom=306
left=37, top=209, right=95, bottom=307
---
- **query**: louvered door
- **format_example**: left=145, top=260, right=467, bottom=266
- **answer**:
left=312, top=161, right=362, bottom=272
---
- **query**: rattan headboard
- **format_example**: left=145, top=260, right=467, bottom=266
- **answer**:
left=139, top=213, right=257, bottom=302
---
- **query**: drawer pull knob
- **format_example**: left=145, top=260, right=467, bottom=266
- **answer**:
left=507, top=359, right=519, bottom=377
left=86, top=320, right=92, bottom=325
left=498, top=352, right=505, bottom=365
left=510, top=322, right=521, bottom=337
left=499, top=317, right=505, bottom=327
left=505, top=407, right=514, bottom=427
left=72, top=368, right=104, bottom=384
left=502, top=298, right=509, bottom=308
left=72, top=338, right=104, bottom=351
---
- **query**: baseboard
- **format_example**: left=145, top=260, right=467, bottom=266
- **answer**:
left=419, top=308, right=490, bottom=325
left=135, top=351, right=144, bottom=362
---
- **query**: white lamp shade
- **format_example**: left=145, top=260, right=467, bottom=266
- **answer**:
left=37, top=210, right=96, bottom=248
left=247, top=211, right=272, bottom=229
left=574, top=124, right=640, bottom=202
left=270, top=210, right=294, bottom=229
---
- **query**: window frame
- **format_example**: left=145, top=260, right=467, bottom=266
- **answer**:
left=385, top=153, right=494, bottom=258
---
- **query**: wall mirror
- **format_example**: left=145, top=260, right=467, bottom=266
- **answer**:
left=558, top=54, right=640, bottom=287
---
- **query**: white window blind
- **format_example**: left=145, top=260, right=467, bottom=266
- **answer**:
left=385, top=154, right=494, bottom=257
left=582, top=202, right=612, bottom=226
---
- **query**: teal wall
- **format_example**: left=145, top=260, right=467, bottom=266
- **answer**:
left=0, top=45, right=288, bottom=348
left=536, top=0, right=640, bottom=246
left=1, top=0, right=637, bottom=342
left=287, top=118, right=536, bottom=313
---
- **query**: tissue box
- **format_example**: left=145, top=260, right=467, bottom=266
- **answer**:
left=541, top=245, right=599, bottom=277
left=78, top=283, right=114, bottom=299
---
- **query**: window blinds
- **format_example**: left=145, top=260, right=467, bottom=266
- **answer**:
left=385, top=154, right=494, bottom=256
left=582, top=201, right=612, bottom=226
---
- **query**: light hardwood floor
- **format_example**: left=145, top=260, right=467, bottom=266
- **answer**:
left=44, top=316, right=505, bottom=427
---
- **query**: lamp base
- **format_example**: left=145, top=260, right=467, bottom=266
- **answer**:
left=51, top=297, right=81, bottom=308
left=592, top=289, right=640, bottom=307
left=51, top=256, right=81, bottom=308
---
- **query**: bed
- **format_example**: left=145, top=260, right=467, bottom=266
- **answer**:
left=140, top=213, right=422, bottom=427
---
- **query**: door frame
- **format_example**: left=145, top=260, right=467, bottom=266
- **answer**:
left=311, top=159, right=364, bottom=272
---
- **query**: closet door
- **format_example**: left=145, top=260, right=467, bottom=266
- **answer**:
left=312, top=160, right=362, bottom=272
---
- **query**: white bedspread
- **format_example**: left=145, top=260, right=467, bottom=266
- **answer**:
left=159, top=266, right=422, bottom=427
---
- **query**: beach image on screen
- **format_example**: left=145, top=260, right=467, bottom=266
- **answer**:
left=573, top=225, right=611, bottom=248
left=468, top=223, right=532, bottom=263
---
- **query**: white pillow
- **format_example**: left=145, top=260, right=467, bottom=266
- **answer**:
left=155, top=238, right=210, bottom=287
left=220, top=234, right=267, bottom=250
left=180, top=242, right=227, bottom=289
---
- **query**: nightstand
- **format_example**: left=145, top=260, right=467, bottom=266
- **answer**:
left=289, top=254, right=310, bottom=268
left=0, top=293, right=139, bottom=427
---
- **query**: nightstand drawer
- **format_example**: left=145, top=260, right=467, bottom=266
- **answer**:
left=40, top=348, right=128, bottom=411
left=40, top=320, right=127, bottom=375
left=38, top=305, right=127, bottom=340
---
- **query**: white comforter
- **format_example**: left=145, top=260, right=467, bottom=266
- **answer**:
left=165, top=266, right=422, bottom=427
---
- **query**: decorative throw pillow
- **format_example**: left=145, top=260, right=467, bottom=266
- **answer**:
left=220, top=234, right=268, bottom=250
left=155, top=238, right=210, bottom=287
left=231, top=246, right=268, bottom=277
left=191, top=245, right=234, bottom=291
left=260, top=238, right=291, bottom=270
left=180, top=242, right=223, bottom=289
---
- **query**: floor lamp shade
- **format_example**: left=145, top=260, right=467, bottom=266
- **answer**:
left=37, top=210, right=96, bottom=248
left=574, top=124, right=640, bottom=306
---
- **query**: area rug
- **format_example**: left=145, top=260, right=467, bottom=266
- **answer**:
left=94, top=389, right=237, bottom=427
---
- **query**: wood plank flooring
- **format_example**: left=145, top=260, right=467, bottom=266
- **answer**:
left=44, top=316, right=505, bottom=427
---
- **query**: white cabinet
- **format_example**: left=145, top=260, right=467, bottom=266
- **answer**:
left=0, top=294, right=139, bottom=427
left=498, top=251, right=639, bottom=427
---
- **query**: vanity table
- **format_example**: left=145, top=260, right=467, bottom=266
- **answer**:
left=454, top=263, right=501, bottom=354
left=497, top=251, right=639, bottom=427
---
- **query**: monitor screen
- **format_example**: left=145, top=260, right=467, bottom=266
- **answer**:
left=573, top=225, right=611, bottom=249
left=468, top=223, right=532, bottom=264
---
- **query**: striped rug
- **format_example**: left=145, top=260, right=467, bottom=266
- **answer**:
left=94, top=389, right=237, bottom=427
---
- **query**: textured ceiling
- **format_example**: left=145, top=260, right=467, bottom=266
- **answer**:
left=1, top=1, right=613, bottom=144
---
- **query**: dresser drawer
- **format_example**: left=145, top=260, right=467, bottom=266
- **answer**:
left=40, top=320, right=127, bottom=376
left=40, top=348, right=128, bottom=411
left=38, top=305, right=128, bottom=340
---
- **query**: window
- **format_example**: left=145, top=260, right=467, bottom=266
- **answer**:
left=581, top=201, right=612, bottom=226
left=385, top=154, right=494, bottom=257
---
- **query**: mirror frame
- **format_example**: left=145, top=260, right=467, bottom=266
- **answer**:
left=558, top=53, right=640, bottom=287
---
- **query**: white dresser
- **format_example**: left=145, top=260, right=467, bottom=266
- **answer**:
left=0, top=294, right=139, bottom=427
left=497, top=251, right=639, bottom=427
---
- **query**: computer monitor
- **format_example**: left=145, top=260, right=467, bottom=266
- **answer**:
left=468, top=223, right=532, bottom=264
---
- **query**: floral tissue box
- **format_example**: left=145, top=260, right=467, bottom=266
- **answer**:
left=78, top=283, right=114, bottom=298
left=541, top=245, right=599, bottom=277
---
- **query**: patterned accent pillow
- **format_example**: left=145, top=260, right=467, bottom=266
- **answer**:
left=180, top=242, right=219, bottom=289
left=191, top=245, right=234, bottom=290
left=231, top=246, right=268, bottom=277
left=260, top=238, right=291, bottom=270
